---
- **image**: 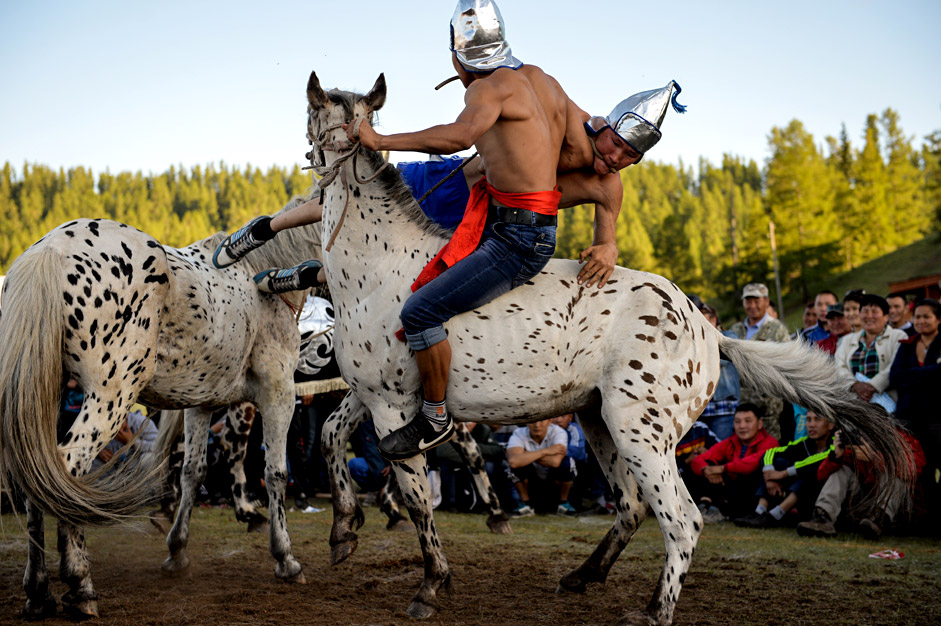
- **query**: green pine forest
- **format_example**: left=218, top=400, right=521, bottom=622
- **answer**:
left=2, top=109, right=939, bottom=321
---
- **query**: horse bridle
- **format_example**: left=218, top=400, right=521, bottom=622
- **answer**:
left=304, top=111, right=391, bottom=251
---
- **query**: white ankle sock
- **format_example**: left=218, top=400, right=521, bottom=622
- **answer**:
left=421, top=399, right=449, bottom=432
left=769, top=506, right=786, bottom=520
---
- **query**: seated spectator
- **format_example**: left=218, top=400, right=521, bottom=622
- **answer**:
left=506, top=419, right=571, bottom=517
left=553, top=413, right=586, bottom=515
left=676, top=420, right=719, bottom=479
left=699, top=304, right=741, bottom=440
left=835, top=294, right=906, bottom=405
left=348, top=418, right=390, bottom=505
left=797, top=426, right=925, bottom=539
left=799, top=290, right=838, bottom=344
left=791, top=300, right=818, bottom=340
left=429, top=421, right=508, bottom=513
left=815, top=303, right=852, bottom=356
left=887, top=292, right=916, bottom=337
left=689, top=403, right=779, bottom=522
left=842, top=289, right=866, bottom=333
left=889, top=298, right=941, bottom=533
left=734, top=410, right=834, bottom=528
left=91, top=409, right=159, bottom=472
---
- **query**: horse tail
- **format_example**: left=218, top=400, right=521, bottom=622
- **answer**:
left=153, top=410, right=185, bottom=463
left=0, top=246, right=160, bottom=525
left=715, top=330, right=916, bottom=506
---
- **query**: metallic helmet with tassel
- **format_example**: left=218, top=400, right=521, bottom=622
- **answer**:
left=449, top=0, right=522, bottom=72
left=596, top=80, right=687, bottom=156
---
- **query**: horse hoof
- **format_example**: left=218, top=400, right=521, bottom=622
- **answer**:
left=406, top=600, right=437, bottom=620
left=61, top=596, right=98, bottom=622
left=285, top=571, right=307, bottom=584
left=487, top=520, right=513, bottom=535
left=330, top=539, right=357, bottom=565
left=557, top=572, right=588, bottom=594
left=247, top=518, right=269, bottom=534
left=23, top=593, right=57, bottom=621
left=614, top=611, right=658, bottom=626
left=161, top=554, right=191, bottom=577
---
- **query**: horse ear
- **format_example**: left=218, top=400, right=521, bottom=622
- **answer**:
left=308, top=71, right=329, bottom=110
left=363, top=73, right=386, bottom=112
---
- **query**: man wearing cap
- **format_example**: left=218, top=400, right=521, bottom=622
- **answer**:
left=728, top=283, right=789, bottom=440
left=834, top=294, right=907, bottom=404
left=815, top=303, right=852, bottom=356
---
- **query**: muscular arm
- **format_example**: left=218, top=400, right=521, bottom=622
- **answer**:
left=353, top=79, right=506, bottom=154
left=557, top=170, right=623, bottom=287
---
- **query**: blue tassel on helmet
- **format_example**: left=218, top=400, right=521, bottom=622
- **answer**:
left=670, top=80, right=687, bottom=114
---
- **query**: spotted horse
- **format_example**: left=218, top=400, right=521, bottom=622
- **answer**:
left=307, top=71, right=913, bottom=625
left=0, top=197, right=323, bottom=619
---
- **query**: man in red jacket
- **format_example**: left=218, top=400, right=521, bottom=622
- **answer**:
left=689, top=402, right=779, bottom=522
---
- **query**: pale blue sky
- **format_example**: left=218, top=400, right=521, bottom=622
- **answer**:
left=2, top=0, right=939, bottom=177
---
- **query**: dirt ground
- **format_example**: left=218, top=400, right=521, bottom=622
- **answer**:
left=1, top=501, right=939, bottom=626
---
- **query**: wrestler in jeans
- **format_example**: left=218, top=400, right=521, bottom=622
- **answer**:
left=401, top=210, right=556, bottom=351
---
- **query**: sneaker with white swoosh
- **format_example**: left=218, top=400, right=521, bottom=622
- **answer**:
left=378, top=414, right=455, bottom=462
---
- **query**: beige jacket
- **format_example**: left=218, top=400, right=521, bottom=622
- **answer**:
left=834, top=326, right=907, bottom=396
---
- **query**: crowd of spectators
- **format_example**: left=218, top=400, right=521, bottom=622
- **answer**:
left=683, top=284, right=939, bottom=540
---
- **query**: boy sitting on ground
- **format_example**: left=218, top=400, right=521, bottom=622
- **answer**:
left=734, top=410, right=835, bottom=528
left=689, top=403, right=778, bottom=523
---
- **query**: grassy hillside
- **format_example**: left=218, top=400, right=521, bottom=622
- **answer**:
left=780, top=235, right=941, bottom=332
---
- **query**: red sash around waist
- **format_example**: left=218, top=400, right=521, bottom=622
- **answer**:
left=410, top=178, right=561, bottom=291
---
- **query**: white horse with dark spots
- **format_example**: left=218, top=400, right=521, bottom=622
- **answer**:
left=307, top=71, right=912, bottom=626
left=0, top=200, right=323, bottom=619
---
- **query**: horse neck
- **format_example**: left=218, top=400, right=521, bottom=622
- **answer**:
left=322, top=162, right=449, bottom=303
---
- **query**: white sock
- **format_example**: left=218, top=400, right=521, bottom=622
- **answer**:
left=755, top=504, right=768, bottom=515
left=421, top=399, right=449, bottom=432
left=769, top=506, right=786, bottom=520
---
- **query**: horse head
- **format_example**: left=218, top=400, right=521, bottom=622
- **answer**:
left=306, top=71, right=385, bottom=161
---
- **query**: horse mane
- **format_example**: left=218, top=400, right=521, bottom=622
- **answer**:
left=325, top=89, right=454, bottom=241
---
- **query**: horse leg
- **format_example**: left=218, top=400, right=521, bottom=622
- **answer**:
left=221, top=403, right=268, bottom=533
left=605, top=412, right=702, bottom=626
left=162, top=407, right=212, bottom=577
left=321, top=392, right=367, bottom=564
left=451, top=422, right=511, bottom=534
left=557, top=410, right=647, bottom=594
left=378, top=473, right=410, bottom=530
left=56, top=520, right=98, bottom=620
left=22, top=499, right=58, bottom=620
left=255, top=383, right=305, bottom=584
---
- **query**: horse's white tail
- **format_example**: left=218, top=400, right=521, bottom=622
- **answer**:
left=716, top=329, right=916, bottom=506
left=0, top=247, right=158, bottom=525
left=153, top=409, right=185, bottom=462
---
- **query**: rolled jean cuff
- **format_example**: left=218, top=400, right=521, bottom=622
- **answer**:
left=405, top=326, right=448, bottom=351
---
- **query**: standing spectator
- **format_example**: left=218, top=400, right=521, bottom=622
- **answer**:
left=791, top=301, right=818, bottom=340
left=815, top=303, right=852, bottom=356
left=689, top=403, right=779, bottom=522
left=728, top=283, right=790, bottom=440
left=886, top=292, right=916, bottom=337
left=506, top=419, right=571, bottom=516
left=698, top=304, right=740, bottom=440
left=889, top=298, right=941, bottom=532
left=799, top=290, right=838, bottom=344
left=842, top=289, right=866, bottom=333
left=552, top=413, right=585, bottom=514
left=835, top=294, right=906, bottom=405
left=734, top=410, right=835, bottom=528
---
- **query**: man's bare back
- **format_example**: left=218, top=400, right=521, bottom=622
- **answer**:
left=470, top=64, right=568, bottom=193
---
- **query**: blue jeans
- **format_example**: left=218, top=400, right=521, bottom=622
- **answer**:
left=401, top=217, right=556, bottom=351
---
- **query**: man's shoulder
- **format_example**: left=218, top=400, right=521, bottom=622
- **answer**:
left=757, top=318, right=788, bottom=341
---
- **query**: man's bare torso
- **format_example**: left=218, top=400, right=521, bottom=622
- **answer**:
left=472, top=65, right=567, bottom=193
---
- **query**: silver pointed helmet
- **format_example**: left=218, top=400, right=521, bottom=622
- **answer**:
left=604, top=80, right=687, bottom=155
left=449, top=0, right=522, bottom=72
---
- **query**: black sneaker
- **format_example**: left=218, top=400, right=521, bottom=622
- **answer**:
left=253, top=260, right=322, bottom=293
left=213, top=216, right=272, bottom=268
left=378, top=414, right=455, bottom=462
